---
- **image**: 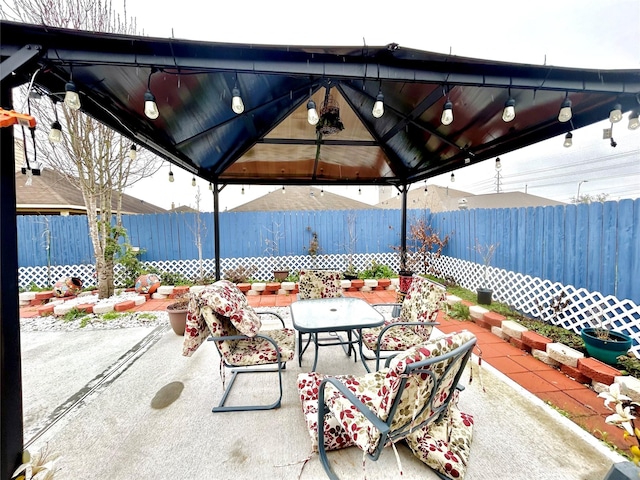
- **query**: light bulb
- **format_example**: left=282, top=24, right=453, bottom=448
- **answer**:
left=320, top=188, right=324, bottom=197
left=144, top=90, right=159, bottom=120
left=168, top=171, right=174, bottom=182
left=191, top=176, right=196, bottom=187
left=450, top=173, right=455, bottom=182
left=241, top=186, right=245, bottom=195
left=629, top=111, right=640, bottom=130
left=231, top=87, right=244, bottom=114
left=441, top=100, right=453, bottom=125
left=502, top=98, right=516, bottom=122
left=495, top=157, right=502, bottom=170
left=64, top=81, right=81, bottom=110
left=558, top=98, right=572, bottom=122
left=209, top=182, right=213, bottom=191
left=307, top=100, right=319, bottom=125
left=563, top=132, right=573, bottom=148
left=282, top=186, right=286, bottom=194
left=372, top=91, right=384, bottom=118
left=358, top=187, right=362, bottom=195
left=609, top=104, right=622, bottom=123
left=128, top=144, right=137, bottom=161
left=48, top=121, right=62, bottom=143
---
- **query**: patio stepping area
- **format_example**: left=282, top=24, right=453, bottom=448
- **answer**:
left=19, top=287, right=630, bottom=458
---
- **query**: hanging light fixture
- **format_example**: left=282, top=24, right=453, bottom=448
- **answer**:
left=241, top=185, right=245, bottom=195
left=372, top=90, right=384, bottom=118
left=563, top=132, right=573, bottom=148
left=208, top=182, right=213, bottom=191
left=320, top=187, right=324, bottom=197
left=424, top=181, right=428, bottom=195
left=450, top=173, right=455, bottom=182
left=64, top=80, right=81, bottom=110
left=557, top=96, right=572, bottom=122
left=143, top=68, right=159, bottom=120
left=495, top=157, right=502, bottom=170
left=609, top=104, right=623, bottom=123
left=307, top=99, right=319, bottom=125
left=231, top=83, right=244, bottom=114
left=48, top=99, right=62, bottom=143
left=128, top=144, right=137, bottom=160
left=358, top=187, right=362, bottom=195
left=502, top=97, right=516, bottom=122
left=281, top=185, right=286, bottom=194
left=441, top=99, right=454, bottom=126
left=191, top=176, right=196, bottom=187
left=168, top=166, right=174, bottom=182
left=627, top=111, right=639, bottom=130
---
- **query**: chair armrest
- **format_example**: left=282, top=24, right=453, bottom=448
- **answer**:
left=318, top=377, right=390, bottom=436
left=208, top=332, right=284, bottom=364
left=256, top=311, right=286, bottom=328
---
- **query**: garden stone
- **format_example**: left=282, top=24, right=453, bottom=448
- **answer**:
left=364, top=279, right=378, bottom=288
left=189, top=285, right=206, bottom=294
left=446, top=294, right=461, bottom=306
left=92, top=303, right=115, bottom=314
left=491, top=326, right=509, bottom=341
left=151, top=293, right=168, bottom=299
left=340, top=280, right=351, bottom=289
left=469, top=305, right=489, bottom=321
left=157, top=285, right=174, bottom=295
left=53, top=304, right=74, bottom=316
left=19, top=292, right=36, bottom=301
left=502, top=320, right=527, bottom=339
left=251, top=282, right=266, bottom=292
left=281, top=281, right=296, bottom=291
left=547, top=342, right=584, bottom=368
left=531, top=349, right=561, bottom=367
left=615, top=376, right=640, bottom=402
left=133, top=295, right=146, bottom=306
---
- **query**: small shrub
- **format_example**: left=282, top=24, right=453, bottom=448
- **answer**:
left=515, top=317, right=585, bottom=352
left=616, top=353, right=640, bottom=377
left=161, top=271, right=192, bottom=286
left=62, top=307, right=88, bottom=323
left=447, top=302, right=471, bottom=321
left=359, top=260, right=394, bottom=279
left=223, top=265, right=258, bottom=283
left=101, top=311, right=123, bottom=321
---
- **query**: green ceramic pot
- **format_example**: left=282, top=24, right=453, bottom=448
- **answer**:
left=581, top=327, right=632, bottom=365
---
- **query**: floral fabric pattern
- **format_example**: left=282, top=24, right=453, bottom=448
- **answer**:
left=405, top=404, right=474, bottom=480
left=361, top=276, right=446, bottom=353
left=298, top=270, right=343, bottom=299
left=299, top=331, right=476, bottom=459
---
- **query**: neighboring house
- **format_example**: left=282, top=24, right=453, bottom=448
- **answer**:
left=229, top=186, right=376, bottom=212
left=14, top=147, right=166, bottom=215
left=376, top=184, right=564, bottom=212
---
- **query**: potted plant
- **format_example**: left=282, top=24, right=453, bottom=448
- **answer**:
left=166, top=294, right=190, bottom=336
left=473, top=241, right=499, bottom=305
left=581, top=308, right=632, bottom=365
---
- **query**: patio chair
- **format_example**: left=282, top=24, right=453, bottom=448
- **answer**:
left=358, top=275, right=447, bottom=372
left=297, top=330, right=477, bottom=480
left=296, top=269, right=350, bottom=366
left=182, top=279, right=295, bottom=412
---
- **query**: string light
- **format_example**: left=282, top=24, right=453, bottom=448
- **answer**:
left=563, top=132, right=573, bottom=148
left=450, top=173, right=455, bottom=182
left=64, top=80, right=81, bottom=110
left=128, top=144, right=137, bottom=160
left=191, top=176, right=196, bottom=187
left=372, top=91, right=384, bottom=118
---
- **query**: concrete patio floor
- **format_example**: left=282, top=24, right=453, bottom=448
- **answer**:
left=19, top=291, right=630, bottom=479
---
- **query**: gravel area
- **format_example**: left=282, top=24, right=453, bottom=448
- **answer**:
left=20, top=311, right=169, bottom=332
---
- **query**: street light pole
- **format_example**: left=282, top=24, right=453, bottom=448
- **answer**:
left=577, top=180, right=588, bottom=202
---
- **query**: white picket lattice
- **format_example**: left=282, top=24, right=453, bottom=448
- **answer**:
left=19, top=253, right=640, bottom=358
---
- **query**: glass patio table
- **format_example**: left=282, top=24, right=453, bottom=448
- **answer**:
left=290, top=297, right=385, bottom=371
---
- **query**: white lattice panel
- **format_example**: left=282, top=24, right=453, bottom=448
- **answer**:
left=19, top=253, right=640, bottom=358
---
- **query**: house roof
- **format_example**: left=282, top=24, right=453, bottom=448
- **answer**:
left=229, top=186, right=375, bottom=212
left=2, top=20, right=639, bottom=190
left=375, top=184, right=564, bottom=212
left=15, top=168, right=166, bottom=215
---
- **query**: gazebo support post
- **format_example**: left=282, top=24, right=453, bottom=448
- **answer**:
left=213, top=182, right=221, bottom=281
left=0, top=82, right=24, bottom=480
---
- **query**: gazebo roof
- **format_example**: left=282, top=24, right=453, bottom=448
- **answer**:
left=3, top=20, right=639, bottom=188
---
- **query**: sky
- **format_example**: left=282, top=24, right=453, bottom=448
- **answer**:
left=121, top=0, right=640, bottom=211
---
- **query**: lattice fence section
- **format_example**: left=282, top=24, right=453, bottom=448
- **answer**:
left=431, top=255, right=640, bottom=358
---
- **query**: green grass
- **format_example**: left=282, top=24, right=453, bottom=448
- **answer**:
left=61, top=307, right=88, bottom=323
left=101, top=311, right=123, bottom=321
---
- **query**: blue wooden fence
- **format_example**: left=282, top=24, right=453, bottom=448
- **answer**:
left=16, top=199, right=640, bottom=303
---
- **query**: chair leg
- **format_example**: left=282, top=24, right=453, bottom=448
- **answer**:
left=212, top=363, right=286, bottom=412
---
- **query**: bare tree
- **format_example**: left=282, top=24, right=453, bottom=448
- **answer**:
left=2, top=0, right=161, bottom=298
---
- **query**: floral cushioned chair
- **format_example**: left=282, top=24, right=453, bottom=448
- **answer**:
left=359, top=275, right=447, bottom=372
left=182, top=279, right=295, bottom=412
left=296, top=330, right=477, bottom=480
left=296, top=269, right=351, bottom=366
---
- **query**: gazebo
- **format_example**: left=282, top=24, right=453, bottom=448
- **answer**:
left=1, top=19, right=639, bottom=478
